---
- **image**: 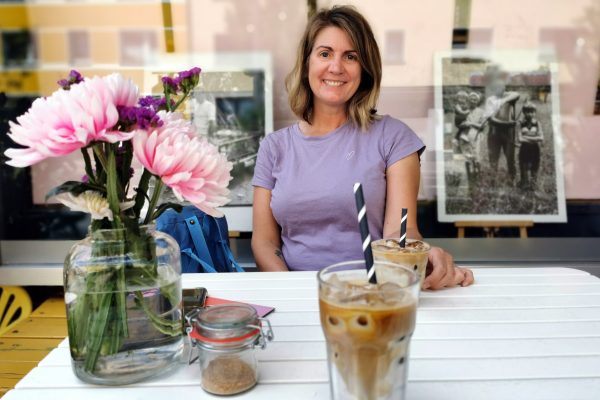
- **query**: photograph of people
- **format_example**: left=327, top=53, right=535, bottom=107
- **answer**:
left=437, top=52, right=566, bottom=222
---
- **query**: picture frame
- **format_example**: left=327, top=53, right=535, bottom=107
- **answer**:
left=144, top=52, right=274, bottom=231
left=434, top=49, right=567, bottom=223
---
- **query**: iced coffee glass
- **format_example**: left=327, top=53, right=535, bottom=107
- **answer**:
left=372, top=239, right=430, bottom=287
left=318, top=260, right=419, bottom=400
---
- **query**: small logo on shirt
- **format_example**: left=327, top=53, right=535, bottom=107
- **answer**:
left=346, top=151, right=355, bottom=160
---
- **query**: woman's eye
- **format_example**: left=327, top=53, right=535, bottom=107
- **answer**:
left=319, top=51, right=330, bottom=58
left=346, top=53, right=358, bottom=61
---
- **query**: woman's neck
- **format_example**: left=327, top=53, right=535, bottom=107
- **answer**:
left=300, top=107, right=348, bottom=137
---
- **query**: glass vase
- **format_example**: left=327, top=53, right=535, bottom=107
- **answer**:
left=64, top=225, right=183, bottom=385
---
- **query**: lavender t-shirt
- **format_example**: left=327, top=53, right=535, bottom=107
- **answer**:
left=252, top=115, right=425, bottom=271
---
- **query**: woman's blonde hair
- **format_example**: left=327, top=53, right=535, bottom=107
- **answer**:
left=285, top=6, right=382, bottom=131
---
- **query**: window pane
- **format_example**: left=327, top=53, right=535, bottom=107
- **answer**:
left=0, top=0, right=598, bottom=252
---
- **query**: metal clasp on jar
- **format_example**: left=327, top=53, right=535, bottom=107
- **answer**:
left=184, top=308, right=274, bottom=365
left=248, top=318, right=274, bottom=350
left=184, top=308, right=202, bottom=364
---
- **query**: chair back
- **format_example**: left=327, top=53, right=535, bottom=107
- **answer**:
left=0, top=286, right=32, bottom=336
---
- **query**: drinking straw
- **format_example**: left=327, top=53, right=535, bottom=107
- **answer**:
left=353, top=183, right=376, bottom=284
left=400, top=208, right=408, bottom=248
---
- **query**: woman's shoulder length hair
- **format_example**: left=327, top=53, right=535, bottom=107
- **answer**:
left=285, top=5, right=382, bottom=131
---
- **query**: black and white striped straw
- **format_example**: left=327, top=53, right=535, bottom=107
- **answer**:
left=353, top=182, right=376, bottom=284
left=399, top=208, right=408, bottom=248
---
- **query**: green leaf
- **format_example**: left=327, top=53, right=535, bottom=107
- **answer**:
left=106, top=151, right=123, bottom=227
left=45, top=181, right=103, bottom=202
left=121, top=216, right=141, bottom=237
left=133, top=170, right=152, bottom=219
left=151, top=203, right=184, bottom=220
left=80, top=147, right=96, bottom=184
left=118, top=142, right=134, bottom=191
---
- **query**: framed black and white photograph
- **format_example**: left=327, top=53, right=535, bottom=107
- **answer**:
left=189, top=69, right=267, bottom=206
left=145, top=53, right=273, bottom=231
left=434, top=50, right=567, bottom=222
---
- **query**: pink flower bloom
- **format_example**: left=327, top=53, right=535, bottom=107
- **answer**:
left=133, top=111, right=232, bottom=217
left=4, top=74, right=139, bottom=167
left=105, top=73, right=139, bottom=108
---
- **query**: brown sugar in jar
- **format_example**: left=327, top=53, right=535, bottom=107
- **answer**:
left=187, top=303, right=273, bottom=396
left=201, top=355, right=257, bottom=395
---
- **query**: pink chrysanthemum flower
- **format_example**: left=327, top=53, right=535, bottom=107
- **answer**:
left=5, top=74, right=139, bottom=167
left=132, top=111, right=232, bottom=217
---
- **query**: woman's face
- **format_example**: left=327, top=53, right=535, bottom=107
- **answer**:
left=308, top=26, right=362, bottom=114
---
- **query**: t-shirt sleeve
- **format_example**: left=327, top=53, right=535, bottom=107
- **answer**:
left=252, top=136, right=276, bottom=190
left=382, top=117, right=426, bottom=168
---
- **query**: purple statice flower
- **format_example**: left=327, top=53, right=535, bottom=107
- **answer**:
left=57, top=70, right=84, bottom=90
left=117, top=106, right=139, bottom=128
left=81, top=174, right=89, bottom=183
left=135, top=107, right=163, bottom=129
left=161, top=76, right=179, bottom=94
left=138, top=95, right=176, bottom=111
left=138, top=95, right=162, bottom=109
left=178, top=67, right=201, bottom=80
left=117, top=105, right=163, bottom=130
left=176, top=67, right=201, bottom=91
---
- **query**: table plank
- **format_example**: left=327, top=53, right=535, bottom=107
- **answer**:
left=183, top=293, right=600, bottom=313
left=6, top=377, right=599, bottom=400
left=244, top=321, right=600, bottom=341
left=0, top=338, right=63, bottom=362
left=3, top=384, right=331, bottom=400
left=0, top=362, right=37, bottom=379
left=197, top=283, right=600, bottom=300
left=16, top=355, right=600, bottom=388
left=197, top=273, right=600, bottom=290
left=39, top=335, right=600, bottom=366
left=265, top=306, right=600, bottom=325
left=188, top=268, right=591, bottom=282
left=407, top=379, right=600, bottom=400
left=1, top=318, right=67, bottom=340
left=55, top=336, right=600, bottom=359
left=30, top=299, right=65, bottom=319
left=0, top=379, right=20, bottom=394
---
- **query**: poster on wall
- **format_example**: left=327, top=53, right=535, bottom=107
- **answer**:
left=434, top=50, right=567, bottom=223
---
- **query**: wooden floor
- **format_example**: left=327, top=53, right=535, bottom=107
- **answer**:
left=0, top=298, right=67, bottom=398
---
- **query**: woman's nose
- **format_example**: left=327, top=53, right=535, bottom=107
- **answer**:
left=328, top=57, right=343, bottom=74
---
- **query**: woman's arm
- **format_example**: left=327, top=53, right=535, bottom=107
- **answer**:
left=251, top=187, right=288, bottom=272
left=384, top=153, right=474, bottom=289
left=383, top=153, right=421, bottom=239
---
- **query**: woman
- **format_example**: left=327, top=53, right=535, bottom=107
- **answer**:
left=251, top=6, right=474, bottom=289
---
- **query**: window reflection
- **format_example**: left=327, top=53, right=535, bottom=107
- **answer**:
left=2, top=30, right=36, bottom=69
left=0, top=0, right=598, bottom=242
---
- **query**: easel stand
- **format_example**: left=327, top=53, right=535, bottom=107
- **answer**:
left=455, top=221, right=534, bottom=238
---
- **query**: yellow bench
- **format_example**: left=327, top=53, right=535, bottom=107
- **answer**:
left=0, top=295, right=67, bottom=398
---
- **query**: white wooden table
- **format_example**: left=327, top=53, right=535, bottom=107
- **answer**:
left=4, top=267, right=600, bottom=400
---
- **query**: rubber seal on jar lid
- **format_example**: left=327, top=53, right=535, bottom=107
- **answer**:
left=189, top=327, right=260, bottom=343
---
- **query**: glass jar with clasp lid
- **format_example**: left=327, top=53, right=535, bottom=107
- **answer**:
left=185, top=303, right=274, bottom=395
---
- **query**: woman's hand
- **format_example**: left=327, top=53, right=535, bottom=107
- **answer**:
left=423, top=247, right=474, bottom=290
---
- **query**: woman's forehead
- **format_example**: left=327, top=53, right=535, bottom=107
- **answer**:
left=313, top=26, right=356, bottom=51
